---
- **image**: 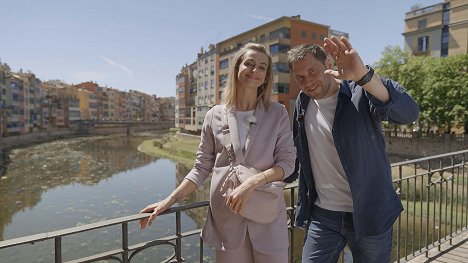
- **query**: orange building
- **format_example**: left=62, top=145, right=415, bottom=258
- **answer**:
left=216, top=15, right=348, bottom=118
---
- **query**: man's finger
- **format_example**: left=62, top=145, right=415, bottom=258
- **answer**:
left=323, top=38, right=338, bottom=53
left=330, top=37, right=346, bottom=54
left=341, top=36, right=353, bottom=51
left=324, top=69, right=340, bottom=78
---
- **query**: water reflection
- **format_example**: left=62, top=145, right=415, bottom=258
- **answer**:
left=0, top=134, right=215, bottom=262
left=0, top=135, right=161, bottom=241
left=176, top=163, right=210, bottom=229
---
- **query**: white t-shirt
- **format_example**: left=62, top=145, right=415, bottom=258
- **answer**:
left=304, top=91, right=353, bottom=212
left=235, top=110, right=255, bottom=151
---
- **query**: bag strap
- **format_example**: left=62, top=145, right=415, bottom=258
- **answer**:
left=221, top=106, right=236, bottom=167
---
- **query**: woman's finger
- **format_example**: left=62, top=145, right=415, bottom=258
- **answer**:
left=232, top=198, right=242, bottom=214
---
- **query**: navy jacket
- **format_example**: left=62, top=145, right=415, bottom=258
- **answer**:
left=285, top=78, right=419, bottom=238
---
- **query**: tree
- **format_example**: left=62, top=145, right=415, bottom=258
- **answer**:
left=428, top=55, right=468, bottom=133
left=374, top=47, right=468, bottom=134
left=373, top=45, right=409, bottom=81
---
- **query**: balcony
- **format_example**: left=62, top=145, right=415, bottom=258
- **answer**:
left=0, top=150, right=467, bottom=262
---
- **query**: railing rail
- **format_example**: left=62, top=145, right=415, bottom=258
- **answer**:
left=392, top=149, right=468, bottom=262
left=1, top=150, right=467, bottom=262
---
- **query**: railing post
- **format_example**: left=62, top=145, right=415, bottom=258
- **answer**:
left=122, top=222, right=129, bottom=263
left=397, top=165, right=402, bottom=262
left=290, top=187, right=295, bottom=263
left=199, top=237, right=203, bottom=263
left=55, top=237, right=62, bottom=263
left=176, top=211, right=183, bottom=262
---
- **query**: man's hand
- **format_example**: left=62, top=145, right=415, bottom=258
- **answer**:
left=323, top=36, right=368, bottom=82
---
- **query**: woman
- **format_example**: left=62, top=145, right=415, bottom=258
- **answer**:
left=139, top=43, right=296, bottom=263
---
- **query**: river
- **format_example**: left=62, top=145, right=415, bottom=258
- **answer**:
left=0, top=133, right=212, bottom=262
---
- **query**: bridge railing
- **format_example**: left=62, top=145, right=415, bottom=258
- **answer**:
left=392, top=149, right=468, bottom=262
left=1, top=150, right=467, bottom=262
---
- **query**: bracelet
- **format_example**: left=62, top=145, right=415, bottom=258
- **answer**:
left=261, top=172, right=268, bottom=184
left=355, top=65, right=374, bottom=86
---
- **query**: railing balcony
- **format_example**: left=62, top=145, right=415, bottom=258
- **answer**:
left=0, top=150, right=467, bottom=262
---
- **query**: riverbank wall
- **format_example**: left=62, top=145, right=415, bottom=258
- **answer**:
left=384, top=131, right=467, bottom=159
left=0, top=123, right=174, bottom=151
left=175, top=131, right=468, bottom=160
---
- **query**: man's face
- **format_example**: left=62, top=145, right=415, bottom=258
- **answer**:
left=291, top=54, right=334, bottom=100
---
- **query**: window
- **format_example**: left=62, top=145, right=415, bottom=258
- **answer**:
left=320, top=34, right=325, bottom=41
left=301, top=30, right=306, bottom=38
left=272, top=62, right=290, bottom=73
left=443, top=4, right=450, bottom=25
left=219, top=59, right=229, bottom=69
left=270, top=44, right=290, bottom=55
left=269, top=27, right=290, bottom=40
left=272, top=83, right=289, bottom=94
left=418, top=19, right=427, bottom=29
left=219, top=74, right=228, bottom=87
left=259, top=34, right=265, bottom=42
left=417, top=36, right=429, bottom=53
left=441, top=29, right=449, bottom=57
left=311, top=32, right=317, bottom=40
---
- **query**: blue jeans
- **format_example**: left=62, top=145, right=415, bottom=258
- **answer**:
left=302, top=205, right=393, bottom=263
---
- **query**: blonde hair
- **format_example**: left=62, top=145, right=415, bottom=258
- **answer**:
left=223, top=43, right=273, bottom=110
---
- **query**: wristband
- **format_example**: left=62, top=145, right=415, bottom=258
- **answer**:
left=355, top=65, right=374, bottom=86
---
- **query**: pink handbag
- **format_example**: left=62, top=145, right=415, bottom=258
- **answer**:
left=235, top=165, right=284, bottom=223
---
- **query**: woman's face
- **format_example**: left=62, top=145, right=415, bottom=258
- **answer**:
left=236, top=50, right=269, bottom=90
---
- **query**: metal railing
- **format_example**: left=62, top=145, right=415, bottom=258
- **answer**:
left=1, top=150, right=467, bottom=262
left=392, top=149, right=468, bottom=262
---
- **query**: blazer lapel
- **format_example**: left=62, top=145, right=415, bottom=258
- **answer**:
left=244, top=103, right=264, bottom=160
left=225, top=106, right=245, bottom=164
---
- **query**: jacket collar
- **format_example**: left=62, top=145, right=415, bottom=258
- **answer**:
left=225, top=103, right=265, bottom=163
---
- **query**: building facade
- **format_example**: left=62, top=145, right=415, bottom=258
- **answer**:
left=176, top=15, right=348, bottom=132
left=403, top=0, right=468, bottom=57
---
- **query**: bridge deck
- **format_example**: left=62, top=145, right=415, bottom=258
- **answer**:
left=407, top=233, right=468, bottom=263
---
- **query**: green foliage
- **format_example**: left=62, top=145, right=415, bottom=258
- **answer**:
left=373, top=45, right=409, bottom=81
left=374, top=47, right=468, bottom=133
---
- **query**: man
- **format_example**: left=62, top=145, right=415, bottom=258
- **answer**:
left=285, top=36, right=419, bottom=262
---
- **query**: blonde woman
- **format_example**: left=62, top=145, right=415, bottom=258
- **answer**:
left=140, top=43, right=296, bottom=263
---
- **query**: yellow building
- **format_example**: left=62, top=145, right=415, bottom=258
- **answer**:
left=77, top=88, right=97, bottom=120
left=403, top=0, right=468, bottom=57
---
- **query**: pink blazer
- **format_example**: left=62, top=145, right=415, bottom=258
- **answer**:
left=185, top=102, right=296, bottom=253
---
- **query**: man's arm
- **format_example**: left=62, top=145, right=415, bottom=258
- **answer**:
left=323, top=36, right=389, bottom=102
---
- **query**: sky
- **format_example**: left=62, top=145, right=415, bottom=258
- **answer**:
left=0, top=0, right=441, bottom=98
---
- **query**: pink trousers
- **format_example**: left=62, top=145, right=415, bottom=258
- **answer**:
left=215, top=231, right=288, bottom=263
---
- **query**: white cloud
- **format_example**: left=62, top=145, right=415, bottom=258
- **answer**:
left=99, top=55, right=134, bottom=78
left=249, top=15, right=273, bottom=21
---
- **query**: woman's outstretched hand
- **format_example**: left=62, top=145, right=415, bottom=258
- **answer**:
left=139, top=199, right=172, bottom=230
